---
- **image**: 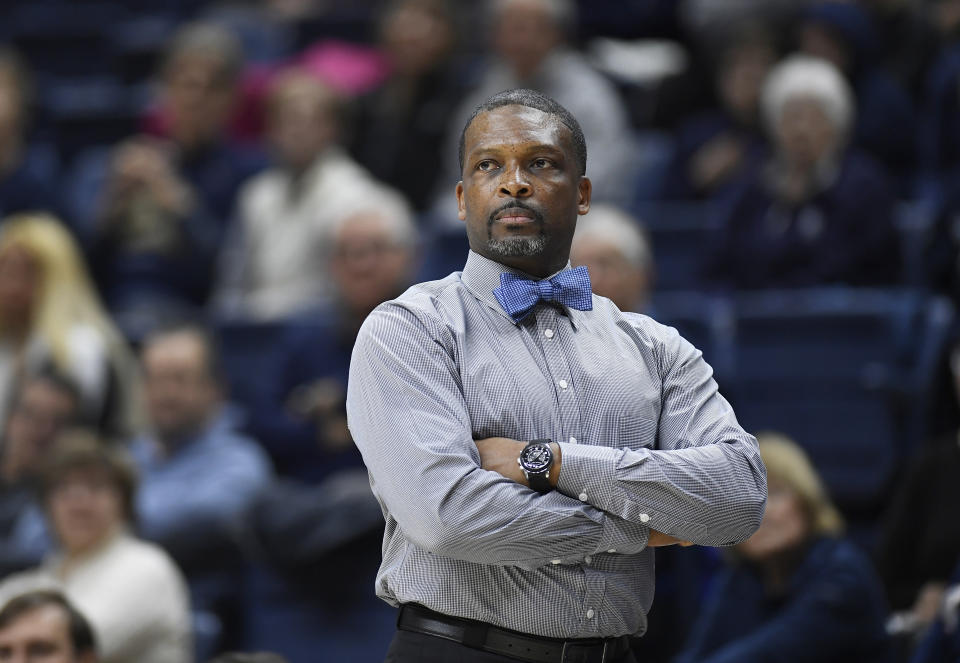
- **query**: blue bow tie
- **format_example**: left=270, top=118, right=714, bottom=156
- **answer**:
left=493, top=265, right=593, bottom=322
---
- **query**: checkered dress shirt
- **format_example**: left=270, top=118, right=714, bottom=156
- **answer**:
left=346, top=251, right=766, bottom=640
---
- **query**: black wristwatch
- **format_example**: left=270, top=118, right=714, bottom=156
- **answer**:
left=518, top=439, right=554, bottom=494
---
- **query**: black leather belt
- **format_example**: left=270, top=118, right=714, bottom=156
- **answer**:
left=397, top=604, right=632, bottom=663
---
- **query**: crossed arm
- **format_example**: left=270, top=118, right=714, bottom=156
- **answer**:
left=475, top=437, right=693, bottom=547
left=346, top=304, right=766, bottom=569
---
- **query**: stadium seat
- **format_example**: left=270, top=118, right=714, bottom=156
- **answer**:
left=40, top=77, right=145, bottom=165
left=724, top=288, right=952, bottom=512
left=215, top=319, right=291, bottom=420
left=650, top=290, right=734, bottom=387
left=632, top=202, right=719, bottom=291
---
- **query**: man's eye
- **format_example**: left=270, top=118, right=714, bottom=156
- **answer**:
left=477, top=160, right=497, bottom=171
left=532, top=158, right=551, bottom=168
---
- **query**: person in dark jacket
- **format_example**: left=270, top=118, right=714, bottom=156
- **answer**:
left=674, top=432, right=891, bottom=663
left=708, top=54, right=899, bottom=289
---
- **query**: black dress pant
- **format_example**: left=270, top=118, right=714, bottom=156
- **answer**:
left=384, top=629, right=638, bottom=663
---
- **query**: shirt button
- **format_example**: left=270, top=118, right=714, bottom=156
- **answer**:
left=607, top=549, right=617, bottom=553
left=584, top=556, right=592, bottom=564
left=578, top=492, right=588, bottom=502
left=558, top=379, right=568, bottom=389
left=640, top=513, right=650, bottom=523
left=586, top=609, right=595, bottom=619
left=551, top=559, right=561, bottom=565
left=569, top=436, right=577, bottom=444
left=544, top=329, right=554, bottom=339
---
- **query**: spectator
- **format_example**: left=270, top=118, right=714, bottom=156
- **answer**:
left=435, top=0, right=633, bottom=211
left=797, top=1, right=916, bottom=176
left=0, top=371, right=81, bottom=575
left=0, top=214, right=141, bottom=437
left=908, top=557, right=960, bottom=663
left=129, top=322, right=272, bottom=565
left=75, top=22, right=265, bottom=335
left=0, top=49, right=59, bottom=220
left=248, top=194, right=418, bottom=480
left=0, top=433, right=192, bottom=663
left=570, top=205, right=653, bottom=312
left=674, top=432, right=890, bottom=662
left=875, top=338, right=960, bottom=642
left=349, top=0, right=469, bottom=211
left=214, top=69, right=399, bottom=321
left=236, top=196, right=417, bottom=659
left=0, top=590, right=98, bottom=663
left=707, top=55, right=899, bottom=289
left=659, top=21, right=777, bottom=201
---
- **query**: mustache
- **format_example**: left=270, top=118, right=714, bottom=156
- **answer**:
left=487, top=201, right=544, bottom=227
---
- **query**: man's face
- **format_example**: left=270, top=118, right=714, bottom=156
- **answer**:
left=142, top=332, right=219, bottom=443
left=570, top=236, right=648, bottom=312
left=3, top=381, right=78, bottom=480
left=493, top=0, right=561, bottom=78
left=456, top=105, right=591, bottom=277
left=0, top=605, right=88, bottom=663
left=328, top=212, right=414, bottom=317
left=267, top=79, right=337, bottom=172
left=163, top=54, right=236, bottom=149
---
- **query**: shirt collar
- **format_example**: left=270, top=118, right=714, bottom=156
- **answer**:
left=460, top=250, right=585, bottom=329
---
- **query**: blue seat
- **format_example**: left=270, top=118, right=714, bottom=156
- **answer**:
left=650, top=291, right=734, bottom=386
left=41, top=78, right=145, bottom=164
left=725, top=288, right=950, bottom=510
left=416, top=224, right=471, bottom=283
left=215, top=319, right=291, bottom=420
left=6, top=4, right=123, bottom=77
left=632, top=202, right=719, bottom=291
left=895, top=200, right=937, bottom=288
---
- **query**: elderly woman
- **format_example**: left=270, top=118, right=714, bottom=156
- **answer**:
left=706, top=55, right=899, bottom=289
left=0, top=432, right=193, bottom=663
left=674, top=433, right=890, bottom=662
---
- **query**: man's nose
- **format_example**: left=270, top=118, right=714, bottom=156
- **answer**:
left=498, top=164, right=531, bottom=197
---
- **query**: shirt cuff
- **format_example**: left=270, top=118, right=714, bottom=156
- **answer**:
left=556, top=442, right=624, bottom=514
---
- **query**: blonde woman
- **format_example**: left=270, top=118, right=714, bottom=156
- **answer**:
left=0, top=213, right=140, bottom=436
left=674, top=433, right=890, bottom=662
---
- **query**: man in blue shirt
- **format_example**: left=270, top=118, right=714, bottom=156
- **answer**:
left=130, top=323, right=272, bottom=567
left=347, top=88, right=766, bottom=663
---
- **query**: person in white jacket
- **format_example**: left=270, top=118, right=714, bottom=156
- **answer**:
left=0, top=432, right=193, bottom=663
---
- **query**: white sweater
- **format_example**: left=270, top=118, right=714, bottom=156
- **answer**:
left=0, top=532, right=193, bottom=663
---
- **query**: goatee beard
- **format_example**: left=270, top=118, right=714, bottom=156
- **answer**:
left=487, top=235, right=547, bottom=257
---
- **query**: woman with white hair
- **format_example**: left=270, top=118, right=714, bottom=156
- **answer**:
left=674, top=432, right=890, bottom=662
left=706, top=54, right=899, bottom=289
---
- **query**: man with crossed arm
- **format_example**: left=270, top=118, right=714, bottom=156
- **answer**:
left=347, top=88, right=767, bottom=663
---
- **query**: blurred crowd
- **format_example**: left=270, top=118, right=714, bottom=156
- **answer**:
left=0, top=0, right=959, bottom=661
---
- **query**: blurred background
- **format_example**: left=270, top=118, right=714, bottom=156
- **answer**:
left=0, top=0, right=959, bottom=661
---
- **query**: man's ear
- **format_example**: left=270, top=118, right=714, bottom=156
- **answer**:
left=577, top=176, right=592, bottom=215
left=456, top=181, right=466, bottom=220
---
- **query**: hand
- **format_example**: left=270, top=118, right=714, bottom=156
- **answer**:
left=475, top=437, right=562, bottom=488
left=105, top=138, right=194, bottom=217
left=647, top=530, right=694, bottom=547
left=690, top=134, right=744, bottom=191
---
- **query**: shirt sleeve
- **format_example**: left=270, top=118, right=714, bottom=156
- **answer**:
left=347, top=302, right=651, bottom=571
left=555, top=322, right=766, bottom=547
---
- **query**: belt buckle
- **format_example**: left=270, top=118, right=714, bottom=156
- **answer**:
left=559, top=640, right=611, bottom=663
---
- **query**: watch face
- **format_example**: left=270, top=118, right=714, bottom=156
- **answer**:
left=520, top=443, right=552, bottom=472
